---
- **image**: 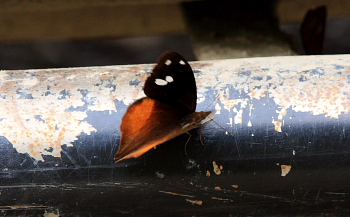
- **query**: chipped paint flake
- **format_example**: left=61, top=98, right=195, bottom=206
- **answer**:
left=272, top=119, right=282, bottom=132
left=212, top=161, right=223, bottom=175
left=44, top=209, right=60, bottom=217
left=206, top=170, right=210, bottom=177
left=247, top=120, right=252, bottom=127
left=186, top=199, right=202, bottom=205
left=281, top=165, right=292, bottom=176
left=155, top=172, right=165, bottom=178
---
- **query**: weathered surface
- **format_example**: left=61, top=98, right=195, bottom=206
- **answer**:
left=0, top=55, right=350, bottom=216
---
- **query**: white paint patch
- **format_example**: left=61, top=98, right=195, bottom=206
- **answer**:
left=66, top=74, right=76, bottom=80
left=233, top=107, right=243, bottom=125
left=165, top=76, right=174, bottom=83
left=228, top=117, right=232, bottom=127
left=215, top=103, right=221, bottom=114
left=247, top=121, right=252, bottom=127
left=0, top=71, right=8, bottom=80
left=165, top=59, right=172, bottom=65
left=155, top=78, right=168, bottom=86
left=22, top=77, right=38, bottom=86
left=196, top=93, right=205, bottom=103
left=179, top=60, right=186, bottom=65
left=100, top=71, right=110, bottom=76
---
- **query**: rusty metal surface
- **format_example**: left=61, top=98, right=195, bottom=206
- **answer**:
left=0, top=54, right=350, bottom=216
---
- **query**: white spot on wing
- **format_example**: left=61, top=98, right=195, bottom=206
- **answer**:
left=179, top=60, right=186, bottom=65
left=165, top=76, right=173, bottom=83
left=155, top=79, right=168, bottom=86
left=165, top=59, right=172, bottom=65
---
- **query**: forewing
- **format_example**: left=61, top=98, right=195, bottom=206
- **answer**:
left=144, top=51, right=197, bottom=114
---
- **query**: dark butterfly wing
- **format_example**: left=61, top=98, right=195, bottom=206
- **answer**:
left=115, top=97, right=210, bottom=162
left=144, top=51, right=197, bottom=114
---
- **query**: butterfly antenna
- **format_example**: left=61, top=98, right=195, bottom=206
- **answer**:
left=204, top=94, right=220, bottom=111
left=211, top=119, right=234, bottom=137
left=200, top=124, right=205, bottom=146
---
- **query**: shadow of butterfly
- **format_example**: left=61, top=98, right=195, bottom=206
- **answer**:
left=115, top=51, right=211, bottom=163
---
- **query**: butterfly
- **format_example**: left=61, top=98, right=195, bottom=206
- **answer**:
left=115, top=51, right=211, bottom=163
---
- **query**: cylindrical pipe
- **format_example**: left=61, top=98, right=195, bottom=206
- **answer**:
left=0, top=55, right=349, bottom=215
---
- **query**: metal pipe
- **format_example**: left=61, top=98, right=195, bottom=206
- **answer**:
left=0, top=54, right=349, bottom=215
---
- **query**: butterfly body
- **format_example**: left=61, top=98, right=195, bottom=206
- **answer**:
left=115, top=51, right=210, bottom=163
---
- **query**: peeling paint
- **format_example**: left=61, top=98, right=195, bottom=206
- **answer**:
left=1, top=55, right=350, bottom=161
left=0, top=65, right=147, bottom=161
left=193, top=55, right=350, bottom=132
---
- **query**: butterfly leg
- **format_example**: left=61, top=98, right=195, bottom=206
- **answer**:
left=184, top=132, right=192, bottom=155
left=201, top=113, right=214, bottom=125
left=199, top=113, right=215, bottom=146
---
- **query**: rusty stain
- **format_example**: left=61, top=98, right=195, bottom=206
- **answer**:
left=0, top=55, right=349, bottom=161
left=186, top=199, right=203, bottom=205
left=214, top=186, right=222, bottom=190
left=281, top=165, right=292, bottom=176
left=231, top=185, right=239, bottom=188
